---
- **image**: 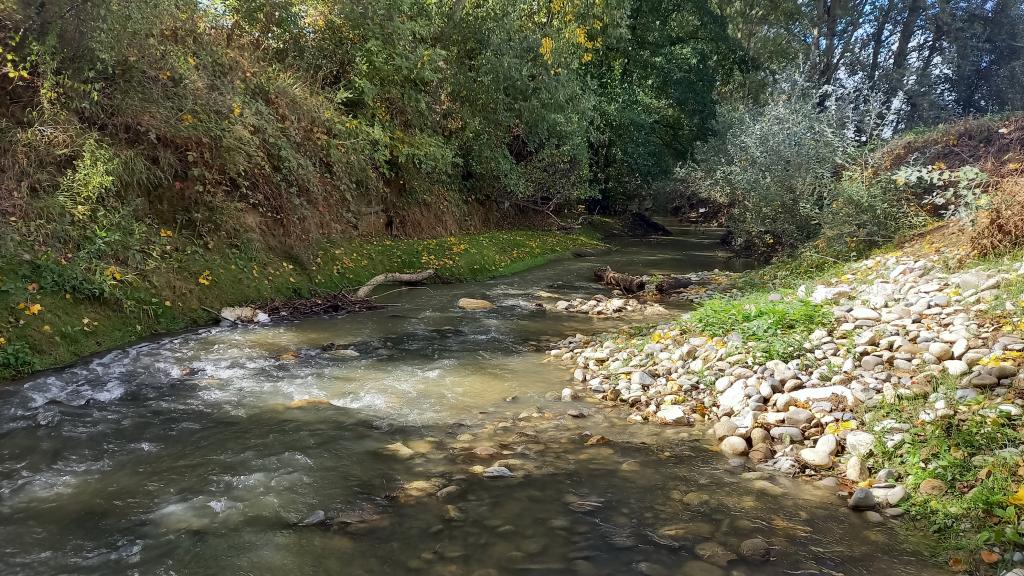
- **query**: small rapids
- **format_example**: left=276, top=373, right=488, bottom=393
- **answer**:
left=0, top=227, right=943, bottom=576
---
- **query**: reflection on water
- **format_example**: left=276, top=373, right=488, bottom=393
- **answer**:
left=0, top=227, right=942, bottom=575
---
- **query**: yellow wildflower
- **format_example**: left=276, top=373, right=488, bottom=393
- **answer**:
left=24, top=303, right=42, bottom=315
left=160, top=228, right=174, bottom=237
left=539, top=37, right=554, bottom=64
left=0, top=337, right=6, bottom=346
left=197, top=271, right=213, bottom=286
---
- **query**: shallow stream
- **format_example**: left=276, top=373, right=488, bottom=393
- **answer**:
left=0, top=227, right=944, bottom=575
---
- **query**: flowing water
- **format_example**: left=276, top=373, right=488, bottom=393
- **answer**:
left=0, top=228, right=943, bottom=576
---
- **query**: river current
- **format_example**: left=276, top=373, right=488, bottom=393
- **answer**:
left=0, top=228, right=943, bottom=575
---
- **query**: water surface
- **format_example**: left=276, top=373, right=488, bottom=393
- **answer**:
left=0, top=227, right=942, bottom=575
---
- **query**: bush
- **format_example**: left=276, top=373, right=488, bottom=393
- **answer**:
left=815, top=171, right=928, bottom=257
left=675, top=91, right=853, bottom=255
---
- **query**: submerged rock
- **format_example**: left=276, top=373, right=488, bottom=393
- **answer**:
left=482, top=466, right=514, bottom=478
left=457, top=298, right=495, bottom=310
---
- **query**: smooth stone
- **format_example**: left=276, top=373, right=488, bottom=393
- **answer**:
left=943, top=360, right=969, bottom=376
left=799, top=448, right=833, bottom=469
left=863, top=510, right=885, bottom=523
left=815, top=434, right=839, bottom=455
left=844, top=431, right=876, bottom=456
left=719, top=436, right=748, bottom=456
left=846, top=455, right=869, bottom=482
left=713, top=419, right=739, bottom=440
left=850, top=308, right=881, bottom=321
left=886, top=485, right=907, bottom=506
left=928, top=342, right=953, bottom=361
left=383, top=442, right=417, bottom=459
left=784, top=407, right=814, bottom=426
left=738, top=538, right=771, bottom=563
left=457, top=298, right=495, bottom=310
left=770, top=426, right=804, bottom=443
left=482, top=466, right=514, bottom=478
left=848, top=488, right=876, bottom=510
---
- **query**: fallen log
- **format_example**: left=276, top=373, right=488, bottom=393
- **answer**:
left=354, top=269, right=435, bottom=298
left=593, top=266, right=646, bottom=294
left=654, top=276, right=693, bottom=294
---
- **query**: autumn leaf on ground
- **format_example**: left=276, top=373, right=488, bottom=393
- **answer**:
left=1008, top=485, right=1024, bottom=506
left=980, top=550, right=1000, bottom=564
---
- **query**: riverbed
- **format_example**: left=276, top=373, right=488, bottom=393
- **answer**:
left=0, top=228, right=944, bottom=575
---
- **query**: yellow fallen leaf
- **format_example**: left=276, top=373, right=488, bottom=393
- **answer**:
left=1008, top=485, right=1024, bottom=506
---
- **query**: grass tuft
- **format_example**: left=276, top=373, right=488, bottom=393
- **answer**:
left=682, top=292, right=832, bottom=362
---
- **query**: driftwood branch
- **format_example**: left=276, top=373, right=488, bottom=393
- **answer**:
left=354, top=269, right=435, bottom=298
left=594, top=266, right=646, bottom=294
left=593, top=267, right=694, bottom=295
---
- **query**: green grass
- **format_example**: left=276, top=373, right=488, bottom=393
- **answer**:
left=0, top=230, right=602, bottom=382
left=865, top=374, right=1024, bottom=570
left=681, top=291, right=832, bottom=362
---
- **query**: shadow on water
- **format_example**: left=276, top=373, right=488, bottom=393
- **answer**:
left=0, top=226, right=943, bottom=575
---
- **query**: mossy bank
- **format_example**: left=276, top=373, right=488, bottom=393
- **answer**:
left=0, top=230, right=601, bottom=383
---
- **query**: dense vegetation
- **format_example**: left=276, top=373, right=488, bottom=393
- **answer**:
left=1, top=1, right=1023, bottom=378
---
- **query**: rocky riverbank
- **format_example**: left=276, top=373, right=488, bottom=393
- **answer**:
left=548, top=249, right=1024, bottom=573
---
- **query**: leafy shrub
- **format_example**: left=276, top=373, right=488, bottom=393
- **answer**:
left=0, top=340, right=39, bottom=376
left=675, top=91, right=853, bottom=256
left=893, top=163, right=990, bottom=220
left=816, top=171, right=928, bottom=257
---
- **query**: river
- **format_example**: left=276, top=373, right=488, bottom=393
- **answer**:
left=0, top=227, right=944, bottom=575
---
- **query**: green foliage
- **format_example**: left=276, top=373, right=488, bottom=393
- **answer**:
left=815, top=171, right=929, bottom=258
left=675, top=90, right=854, bottom=255
left=0, top=229, right=600, bottom=382
left=893, top=164, right=990, bottom=221
left=684, top=292, right=831, bottom=362
left=870, top=382, right=1024, bottom=563
left=0, top=339, right=38, bottom=375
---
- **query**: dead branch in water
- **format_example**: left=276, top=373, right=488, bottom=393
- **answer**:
left=256, top=292, right=380, bottom=319
left=354, top=269, right=436, bottom=298
left=593, top=266, right=646, bottom=294
left=593, top=267, right=694, bottom=295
